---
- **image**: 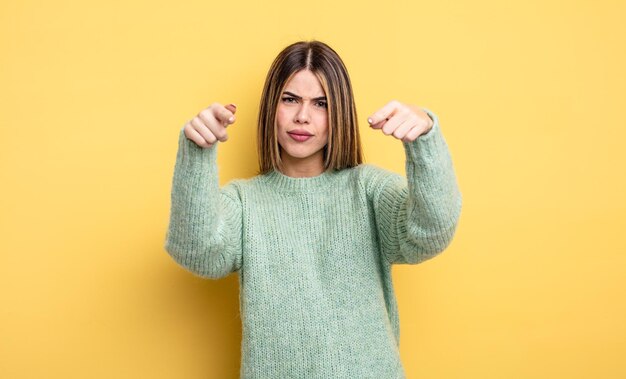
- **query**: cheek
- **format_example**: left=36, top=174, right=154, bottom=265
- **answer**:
left=276, top=106, right=289, bottom=128
left=316, top=114, right=329, bottom=135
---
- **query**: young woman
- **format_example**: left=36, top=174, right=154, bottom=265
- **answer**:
left=165, top=40, right=462, bottom=378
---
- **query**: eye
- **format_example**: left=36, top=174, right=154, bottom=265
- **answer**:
left=281, top=97, right=297, bottom=103
left=316, top=101, right=328, bottom=108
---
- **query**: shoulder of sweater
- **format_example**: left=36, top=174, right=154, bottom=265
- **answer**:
left=219, top=178, right=248, bottom=202
left=357, top=163, right=402, bottom=180
left=355, top=163, right=405, bottom=195
left=219, top=173, right=269, bottom=198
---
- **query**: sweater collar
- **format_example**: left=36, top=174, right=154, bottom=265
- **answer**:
left=262, top=168, right=343, bottom=193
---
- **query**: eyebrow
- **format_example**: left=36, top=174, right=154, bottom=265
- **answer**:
left=282, top=91, right=327, bottom=101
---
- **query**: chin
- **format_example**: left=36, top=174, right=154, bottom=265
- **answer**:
left=280, top=146, right=322, bottom=160
left=283, top=150, right=313, bottom=160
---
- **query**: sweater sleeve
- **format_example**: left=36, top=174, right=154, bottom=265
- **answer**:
left=163, top=127, right=243, bottom=279
left=367, top=108, right=463, bottom=265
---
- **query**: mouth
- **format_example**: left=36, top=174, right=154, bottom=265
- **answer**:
left=287, top=132, right=313, bottom=142
left=288, top=130, right=313, bottom=136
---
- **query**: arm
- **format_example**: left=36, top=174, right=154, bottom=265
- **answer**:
left=370, top=109, right=463, bottom=265
left=164, top=127, right=243, bottom=279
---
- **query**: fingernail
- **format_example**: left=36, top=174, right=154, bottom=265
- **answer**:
left=367, top=118, right=373, bottom=124
left=228, top=116, right=234, bottom=123
left=229, top=103, right=237, bottom=109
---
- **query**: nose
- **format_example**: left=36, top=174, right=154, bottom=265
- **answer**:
left=294, top=103, right=310, bottom=124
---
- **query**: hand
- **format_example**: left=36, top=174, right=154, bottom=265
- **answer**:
left=183, top=103, right=237, bottom=148
left=367, top=100, right=434, bottom=142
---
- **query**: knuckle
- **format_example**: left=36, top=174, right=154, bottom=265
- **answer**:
left=217, top=103, right=227, bottom=112
left=217, top=126, right=229, bottom=138
left=210, top=128, right=223, bottom=139
left=190, top=117, right=199, bottom=128
left=217, top=131, right=228, bottom=141
left=205, top=133, right=217, bottom=143
left=198, top=109, right=211, bottom=121
left=193, top=136, right=206, bottom=147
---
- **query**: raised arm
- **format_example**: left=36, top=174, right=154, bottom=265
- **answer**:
left=366, top=106, right=462, bottom=265
left=164, top=104, right=243, bottom=279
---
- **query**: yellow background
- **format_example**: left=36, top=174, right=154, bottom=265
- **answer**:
left=1, top=0, right=625, bottom=377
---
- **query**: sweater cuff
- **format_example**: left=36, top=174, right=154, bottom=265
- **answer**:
left=177, top=126, right=218, bottom=173
left=402, top=107, right=447, bottom=163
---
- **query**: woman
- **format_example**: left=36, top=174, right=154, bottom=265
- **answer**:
left=165, top=40, right=462, bottom=378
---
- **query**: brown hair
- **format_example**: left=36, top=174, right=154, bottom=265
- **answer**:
left=257, top=40, right=363, bottom=174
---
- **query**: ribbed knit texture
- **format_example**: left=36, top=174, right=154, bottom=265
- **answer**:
left=164, top=108, right=462, bottom=378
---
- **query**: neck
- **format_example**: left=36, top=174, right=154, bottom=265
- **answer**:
left=279, top=151, right=325, bottom=178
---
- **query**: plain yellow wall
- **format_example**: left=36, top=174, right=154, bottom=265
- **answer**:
left=1, top=0, right=625, bottom=378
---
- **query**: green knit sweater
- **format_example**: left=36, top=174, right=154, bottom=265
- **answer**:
left=164, top=108, right=462, bottom=378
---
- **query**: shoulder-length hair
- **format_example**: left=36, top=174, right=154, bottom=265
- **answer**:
left=257, top=40, right=363, bottom=174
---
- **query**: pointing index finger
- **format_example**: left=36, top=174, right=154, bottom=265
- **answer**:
left=225, top=103, right=237, bottom=114
left=216, top=104, right=237, bottom=125
left=367, top=100, right=400, bottom=126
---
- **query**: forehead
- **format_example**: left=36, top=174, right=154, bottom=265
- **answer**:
left=283, top=70, right=325, bottom=96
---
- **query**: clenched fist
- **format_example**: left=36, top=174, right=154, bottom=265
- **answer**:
left=367, top=100, right=434, bottom=142
left=184, top=103, right=237, bottom=148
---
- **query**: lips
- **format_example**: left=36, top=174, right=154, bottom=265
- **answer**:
left=287, top=129, right=314, bottom=142
left=288, top=132, right=313, bottom=142
left=288, top=129, right=313, bottom=136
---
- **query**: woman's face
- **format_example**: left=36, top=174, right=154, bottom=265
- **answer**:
left=276, top=69, right=329, bottom=169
